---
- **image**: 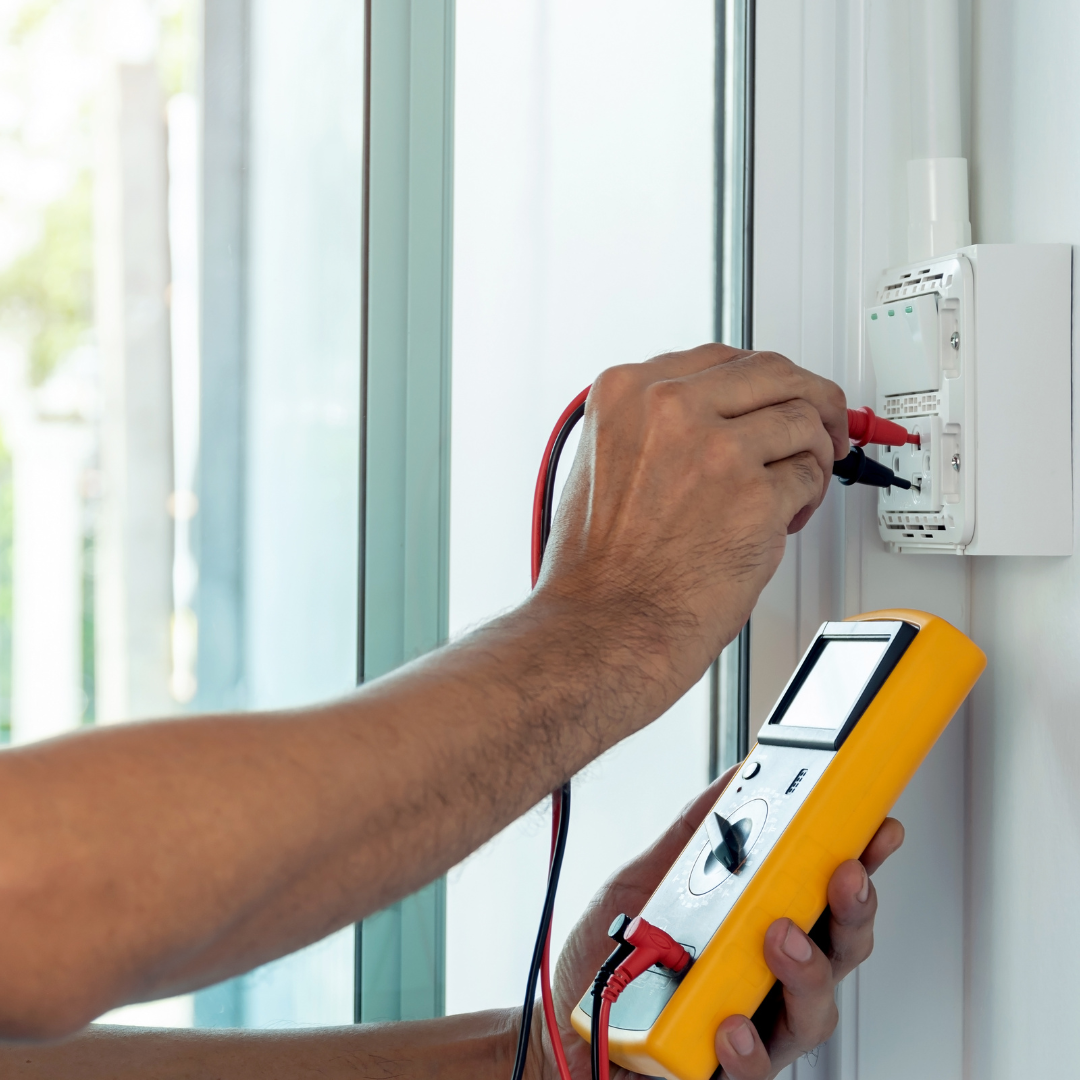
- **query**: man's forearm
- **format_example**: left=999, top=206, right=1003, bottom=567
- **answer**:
left=0, top=593, right=684, bottom=1035
left=0, top=1011, right=530, bottom=1080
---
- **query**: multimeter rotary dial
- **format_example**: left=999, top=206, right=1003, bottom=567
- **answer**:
left=688, top=799, right=768, bottom=895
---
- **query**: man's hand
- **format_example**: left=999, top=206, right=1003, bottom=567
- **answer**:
left=535, top=346, right=848, bottom=705
left=545, top=767, right=904, bottom=1080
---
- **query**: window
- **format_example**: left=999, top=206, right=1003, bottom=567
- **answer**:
left=0, top=0, right=751, bottom=1030
left=195, top=0, right=365, bottom=1028
left=447, top=0, right=717, bottom=1013
left=0, top=0, right=363, bottom=1029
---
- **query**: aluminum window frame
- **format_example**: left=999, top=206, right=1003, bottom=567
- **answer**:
left=710, top=0, right=756, bottom=780
left=355, top=0, right=455, bottom=1024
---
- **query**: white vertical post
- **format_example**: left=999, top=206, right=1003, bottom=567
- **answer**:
left=93, top=6, right=176, bottom=724
left=10, top=416, right=90, bottom=743
left=907, top=0, right=971, bottom=261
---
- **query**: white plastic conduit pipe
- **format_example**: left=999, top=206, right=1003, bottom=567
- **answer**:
left=907, top=0, right=971, bottom=261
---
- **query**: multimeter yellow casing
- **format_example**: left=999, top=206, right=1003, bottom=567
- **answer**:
left=571, top=610, right=985, bottom=1080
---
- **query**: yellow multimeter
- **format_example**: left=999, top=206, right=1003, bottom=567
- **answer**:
left=570, top=609, right=985, bottom=1080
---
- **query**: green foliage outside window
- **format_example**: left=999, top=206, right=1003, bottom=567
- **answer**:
left=0, top=172, right=93, bottom=387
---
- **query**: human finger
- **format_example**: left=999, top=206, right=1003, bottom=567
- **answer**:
left=727, top=397, right=833, bottom=468
left=715, top=1014, right=772, bottom=1080
left=764, top=451, right=826, bottom=532
left=727, top=398, right=834, bottom=504
left=820, top=819, right=905, bottom=982
left=686, top=351, right=849, bottom=460
left=860, top=817, right=905, bottom=875
left=757, top=919, right=839, bottom=1066
left=821, top=859, right=877, bottom=981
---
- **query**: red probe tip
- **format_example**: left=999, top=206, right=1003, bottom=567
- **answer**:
left=847, top=406, right=920, bottom=448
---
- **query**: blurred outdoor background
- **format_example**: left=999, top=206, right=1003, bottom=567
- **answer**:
left=0, top=0, right=362, bottom=1029
left=0, top=0, right=714, bottom=1034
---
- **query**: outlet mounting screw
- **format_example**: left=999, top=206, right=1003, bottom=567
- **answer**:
left=950, top=331, right=960, bottom=350
left=951, top=453, right=961, bottom=471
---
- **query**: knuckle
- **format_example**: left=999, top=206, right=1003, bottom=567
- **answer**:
left=643, top=378, right=692, bottom=426
left=773, top=397, right=816, bottom=429
left=712, top=343, right=746, bottom=365
left=807, top=1003, right=839, bottom=1047
left=645, top=349, right=680, bottom=365
left=825, top=377, right=848, bottom=412
left=791, top=451, right=824, bottom=491
left=754, top=349, right=793, bottom=371
left=590, top=363, right=641, bottom=408
left=744, top=1062, right=772, bottom=1080
left=849, top=928, right=874, bottom=967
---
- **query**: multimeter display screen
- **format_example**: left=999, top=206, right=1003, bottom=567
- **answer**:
left=778, top=638, right=891, bottom=729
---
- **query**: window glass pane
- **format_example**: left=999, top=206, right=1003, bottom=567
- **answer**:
left=0, top=0, right=362, bottom=1030
left=195, top=0, right=364, bottom=1029
left=448, top=0, right=716, bottom=1014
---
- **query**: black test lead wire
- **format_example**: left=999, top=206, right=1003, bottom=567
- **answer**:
left=510, top=387, right=590, bottom=1080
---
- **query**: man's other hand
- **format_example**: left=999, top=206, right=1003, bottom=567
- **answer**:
left=545, top=767, right=904, bottom=1080
left=534, top=347, right=848, bottom=706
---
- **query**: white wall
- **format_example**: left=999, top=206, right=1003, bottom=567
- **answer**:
left=447, top=0, right=715, bottom=1015
left=754, top=3, right=969, bottom=1076
left=966, top=3, right=1080, bottom=1077
left=757, top=2, right=1079, bottom=1078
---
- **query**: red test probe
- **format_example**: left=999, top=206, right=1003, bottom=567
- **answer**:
left=835, top=408, right=918, bottom=491
left=847, top=406, right=919, bottom=448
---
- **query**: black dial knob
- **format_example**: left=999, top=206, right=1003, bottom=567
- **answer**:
left=705, top=812, right=753, bottom=873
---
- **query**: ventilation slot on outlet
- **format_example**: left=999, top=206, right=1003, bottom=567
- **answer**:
left=881, top=512, right=950, bottom=532
left=883, top=392, right=941, bottom=419
left=881, top=272, right=945, bottom=301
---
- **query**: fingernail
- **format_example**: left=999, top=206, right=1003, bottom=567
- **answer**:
left=857, top=865, right=870, bottom=903
left=728, top=1020, right=755, bottom=1057
left=781, top=922, right=813, bottom=962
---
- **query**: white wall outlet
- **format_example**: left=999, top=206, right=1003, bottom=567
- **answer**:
left=866, top=244, right=1072, bottom=555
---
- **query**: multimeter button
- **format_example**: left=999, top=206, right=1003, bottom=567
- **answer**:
left=741, top=761, right=761, bottom=779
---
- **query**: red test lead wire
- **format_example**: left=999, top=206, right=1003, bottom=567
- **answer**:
left=596, top=917, right=692, bottom=1080
left=540, top=792, right=572, bottom=1080
left=846, top=406, right=920, bottom=448
left=530, top=387, right=591, bottom=1080
left=531, top=386, right=592, bottom=586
